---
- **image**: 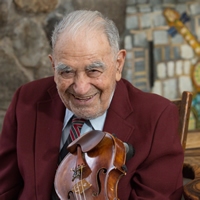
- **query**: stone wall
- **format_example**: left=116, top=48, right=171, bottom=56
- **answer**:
left=123, top=0, right=200, bottom=129
left=124, top=0, right=198, bottom=99
left=0, top=0, right=126, bottom=132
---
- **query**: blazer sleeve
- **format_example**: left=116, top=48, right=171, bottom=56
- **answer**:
left=0, top=87, right=23, bottom=199
left=130, top=103, right=184, bottom=200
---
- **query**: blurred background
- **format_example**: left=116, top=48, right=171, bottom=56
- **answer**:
left=0, top=0, right=199, bottom=134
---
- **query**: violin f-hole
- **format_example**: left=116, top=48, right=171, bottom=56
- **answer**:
left=92, top=168, right=107, bottom=197
left=67, top=190, right=75, bottom=199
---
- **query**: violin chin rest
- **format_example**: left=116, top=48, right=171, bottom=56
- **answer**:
left=67, top=130, right=106, bottom=153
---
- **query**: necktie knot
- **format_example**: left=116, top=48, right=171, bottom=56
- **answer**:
left=70, top=118, right=86, bottom=141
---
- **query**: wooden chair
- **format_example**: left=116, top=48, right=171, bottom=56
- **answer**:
left=172, top=91, right=193, bottom=152
left=172, top=91, right=200, bottom=199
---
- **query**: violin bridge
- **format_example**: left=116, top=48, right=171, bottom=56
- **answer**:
left=72, top=179, right=92, bottom=194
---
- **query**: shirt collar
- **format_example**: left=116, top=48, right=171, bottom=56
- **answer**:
left=62, top=109, right=73, bottom=131
left=89, top=111, right=107, bottom=130
left=62, top=109, right=107, bottom=131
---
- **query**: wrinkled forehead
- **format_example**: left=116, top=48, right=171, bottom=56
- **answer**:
left=53, top=17, right=113, bottom=52
left=54, top=28, right=113, bottom=57
left=57, top=22, right=107, bottom=45
left=53, top=29, right=115, bottom=66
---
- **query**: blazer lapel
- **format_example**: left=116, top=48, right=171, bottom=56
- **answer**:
left=34, top=85, right=65, bottom=199
left=103, top=80, right=135, bottom=143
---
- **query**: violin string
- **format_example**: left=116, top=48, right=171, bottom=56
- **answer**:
left=77, top=185, right=81, bottom=200
left=74, top=186, right=79, bottom=200
left=81, top=164, right=86, bottom=200
left=74, top=177, right=79, bottom=200
left=77, top=167, right=82, bottom=200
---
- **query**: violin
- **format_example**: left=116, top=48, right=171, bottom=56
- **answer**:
left=54, top=130, right=127, bottom=200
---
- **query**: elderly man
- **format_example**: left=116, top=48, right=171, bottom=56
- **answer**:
left=0, top=10, right=183, bottom=200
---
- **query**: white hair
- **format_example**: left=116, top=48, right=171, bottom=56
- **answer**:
left=51, top=10, right=120, bottom=56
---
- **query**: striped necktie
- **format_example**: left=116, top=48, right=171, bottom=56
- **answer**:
left=59, top=117, right=86, bottom=163
left=69, top=118, right=86, bottom=141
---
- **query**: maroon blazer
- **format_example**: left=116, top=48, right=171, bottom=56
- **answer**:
left=0, top=77, right=183, bottom=200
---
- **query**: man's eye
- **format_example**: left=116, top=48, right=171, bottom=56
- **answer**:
left=59, top=71, right=74, bottom=79
left=87, top=70, right=102, bottom=78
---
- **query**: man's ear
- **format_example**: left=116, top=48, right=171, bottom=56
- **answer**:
left=115, top=49, right=126, bottom=81
left=49, top=54, right=55, bottom=72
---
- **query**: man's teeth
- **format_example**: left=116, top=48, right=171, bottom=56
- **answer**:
left=74, top=95, right=94, bottom=100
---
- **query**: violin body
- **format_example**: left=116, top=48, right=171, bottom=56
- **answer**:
left=54, top=131, right=127, bottom=200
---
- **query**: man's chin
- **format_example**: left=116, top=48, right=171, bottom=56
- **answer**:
left=71, top=108, right=103, bottom=120
left=72, top=112, right=98, bottom=120
left=65, top=100, right=104, bottom=119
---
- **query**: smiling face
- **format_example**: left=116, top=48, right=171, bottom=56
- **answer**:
left=49, top=30, right=126, bottom=119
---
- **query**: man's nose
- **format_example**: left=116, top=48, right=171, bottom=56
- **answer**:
left=73, top=74, right=90, bottom=95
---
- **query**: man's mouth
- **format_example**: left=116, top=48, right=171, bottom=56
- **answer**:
left=73, top=93, right=97, bottom=101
